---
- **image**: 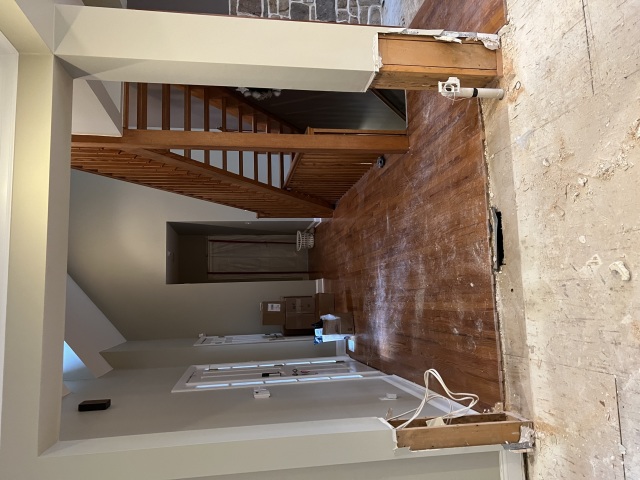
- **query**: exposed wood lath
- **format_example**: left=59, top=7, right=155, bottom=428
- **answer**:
left=71, top=147, right=334, bottom=218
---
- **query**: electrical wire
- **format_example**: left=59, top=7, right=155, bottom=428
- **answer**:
left=389, top=369, right=479, bottom=430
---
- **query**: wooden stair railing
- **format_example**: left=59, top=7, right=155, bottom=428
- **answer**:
left=72, top=82, right=410, bottom=217
left=124, top=82, right=298, bottom=189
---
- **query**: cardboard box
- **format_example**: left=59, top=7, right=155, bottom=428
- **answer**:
left=284, top=296, right=314, bottom=314
left=260, top=301, right=286, bottom=325
left=322, top=312, right=354, bottom=335
left=314, top=293, right=335, bottom=317
left=336, top=312, right=354, bottom=335
left=285, top=313, right=316, bottom=330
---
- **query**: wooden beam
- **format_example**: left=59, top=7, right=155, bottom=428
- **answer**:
left=72, top=130, right=410, bottom=155
left=136, top=83, right=147, bottom=129
left=371, top=34, right=500, bottom=90
left=128, top=148, right=334, bottom=214
left=388, top=413, right=532, bottom=451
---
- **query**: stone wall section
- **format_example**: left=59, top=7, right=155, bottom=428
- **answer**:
left=230, top=0, right=382, bottom=25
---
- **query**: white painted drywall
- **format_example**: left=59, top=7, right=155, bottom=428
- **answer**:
left=54, top=5, right=387, bottom=91
left=60, top=367, right=441, bottom=439
left=196, top=453, right=501, bottom=480
left=68, top=170, right=317, bottom=340
left=65, top=275, right=126, bottom=378
left=1, top=52, right=73, bottom=459
left=14, top=0, right=82, bottom=51
left=0, top=31, right=18, bottom=446
left=72, top=79, right=122, bottom=136
left=100, top=338, right=337, bottom=369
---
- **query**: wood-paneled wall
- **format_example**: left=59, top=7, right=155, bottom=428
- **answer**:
left=309, top=0, right=506, bottom=407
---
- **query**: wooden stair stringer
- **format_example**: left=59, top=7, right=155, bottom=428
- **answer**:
left=71, top=146, right=334, bottom=218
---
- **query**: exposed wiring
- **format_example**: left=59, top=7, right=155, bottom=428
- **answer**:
left=390, top=369, right=479, bottom=430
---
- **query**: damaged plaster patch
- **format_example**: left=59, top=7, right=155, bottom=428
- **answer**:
left=384, top=28, right=501, bottom=50
left=609, top=261, right=631, bottom=281
left=595, top=118, right=639, bottom=179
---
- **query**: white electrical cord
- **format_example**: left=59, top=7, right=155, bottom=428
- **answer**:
left=389, top=369, right=479, bottom=430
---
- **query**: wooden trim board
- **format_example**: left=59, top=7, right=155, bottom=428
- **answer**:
left=72, top=130, right=410, bottom=155
left=372, top=34, right=500, bottom=90
left=388, top=413, right=533, bottom=451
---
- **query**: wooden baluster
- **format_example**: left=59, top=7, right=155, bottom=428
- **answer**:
left=184, top=86, right=191, bottom=159
left=239, top=151, right=244, bottom=177
left=161, top=84, right=171, bottom=130
left=221, top=96, right=227, bottom=132
left=203, top=87, right=210, bottom=165
left=221, top=95, right=227, bottom=170
left=123, top=82, right=130, bottom=130
left=266, top=122, right=272, bottom=186
left=279, top=152, right=285, bottom=188
left=252, top=113, right=258, bottom=180
left=136, top=83, right=147, bottom=130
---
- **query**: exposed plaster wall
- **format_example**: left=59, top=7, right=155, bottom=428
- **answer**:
left=484, top=0, right=640, bottom=478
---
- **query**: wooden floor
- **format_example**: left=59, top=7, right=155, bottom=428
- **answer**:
left=310, top=0, right=505, bottom=408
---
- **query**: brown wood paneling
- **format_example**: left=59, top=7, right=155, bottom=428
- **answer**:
left=309, top=21, right=502, bottom=407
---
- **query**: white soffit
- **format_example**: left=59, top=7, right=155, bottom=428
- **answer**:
left=54, top=5, right=386, bottom=92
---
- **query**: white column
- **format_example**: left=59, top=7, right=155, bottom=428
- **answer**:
left=0, top=30, right=18, bottom=448
left=0, top=53, right=73, bottom=459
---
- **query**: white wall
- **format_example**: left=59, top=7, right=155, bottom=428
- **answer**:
left=60, top=367, right=440, bottom=440
left=1, top=51, right=73, bottom=460
left=68, top=170, right=316, bottom=340
left=72, top=79, right=122, bottom=136
left=15, top=0, right=82, bottom=51
left=198, top=453, right=501, bottom=480
left=101, top=338, right=337, bottom=369
left=65, top=275, right=125, bottom=378
left=0, top=30, right=18, bottom=445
